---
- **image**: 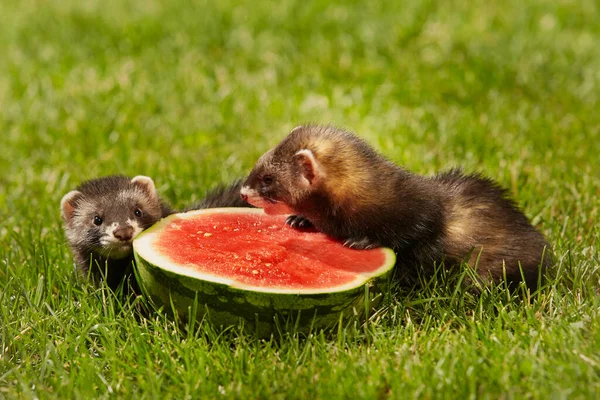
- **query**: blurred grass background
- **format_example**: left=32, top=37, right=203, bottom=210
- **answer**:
left=1, top=0, right=599, bottom=398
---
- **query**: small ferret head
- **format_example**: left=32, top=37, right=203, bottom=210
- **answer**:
left=240, top=126, right=326, bottom=215
left=60, top=175, right=164, bottom=259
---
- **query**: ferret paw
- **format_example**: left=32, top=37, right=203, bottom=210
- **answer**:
left=286, top=215, right=313, bottom=229
left=343, top=237, right=379, bottom=250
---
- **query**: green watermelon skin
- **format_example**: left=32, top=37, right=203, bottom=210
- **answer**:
left=133, top=208, right=396, bottom=335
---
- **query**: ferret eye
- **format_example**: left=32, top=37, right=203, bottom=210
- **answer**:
left=263, top=175, right=274, bottom=185
left=134, top=208, right=143, bottom=218
left=93, top=216, right=103, bottom=226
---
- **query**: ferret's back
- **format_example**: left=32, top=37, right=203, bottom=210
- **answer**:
left=435, top=169, right=551, bottom=286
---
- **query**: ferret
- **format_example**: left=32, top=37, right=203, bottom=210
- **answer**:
left=240, top=125, right=552, bottom=289
left=61, top=176, right=253, bottom=291
left=60, top=175, right=173, bottom=291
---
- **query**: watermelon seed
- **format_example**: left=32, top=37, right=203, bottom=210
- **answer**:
left=264, top=263, right=272, bottom=267
left=252, top=270, right=259, bottom=275
left=204, top=233, right=213, bottom=237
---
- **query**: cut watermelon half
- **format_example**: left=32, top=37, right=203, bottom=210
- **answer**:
left=133, top=208, right=395, bottom=334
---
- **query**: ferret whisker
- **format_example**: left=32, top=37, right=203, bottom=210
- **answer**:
left=264, top=196, right=285, bottom=205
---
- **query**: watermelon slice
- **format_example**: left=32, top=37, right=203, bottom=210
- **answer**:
left=133, top=208, right=395, bottom=334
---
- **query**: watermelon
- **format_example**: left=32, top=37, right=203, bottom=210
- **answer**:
left=133, top=208, right=395, bottom=335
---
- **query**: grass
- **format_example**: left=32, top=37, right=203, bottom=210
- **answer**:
left=1, top=0, right=599, bottom=398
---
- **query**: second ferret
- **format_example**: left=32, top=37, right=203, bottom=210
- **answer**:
left=240, top=125, right=552, bottom=290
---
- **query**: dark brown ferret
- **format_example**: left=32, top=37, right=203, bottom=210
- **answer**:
left=240, top=125, right=552, bottom=289
left=60, top=175, right=173, bottom=290
left=61, top=176, right=253, bottom=291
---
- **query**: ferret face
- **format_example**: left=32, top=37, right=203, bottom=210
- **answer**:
left=61, top=176, right=164, bottom=259
left=240, top=149, right=298, bottom=215
left=241, top=129, right=324, bottom=215
left=68, top=197, right=146, bottom=258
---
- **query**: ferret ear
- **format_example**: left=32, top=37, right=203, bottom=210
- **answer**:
left=60, top=190, right=82, bottom=222
left=131, top=175, right=158, bottom=200
left=290, top=125, right=304, bottom=134
left=294, top=149, right=322, bottom=188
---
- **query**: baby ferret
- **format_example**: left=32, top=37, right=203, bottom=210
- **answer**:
left=60, top=175, right=173, bottom=290
left=240, top=125, right=552, bottom=289
left=61, top=175, right=253, bottom=291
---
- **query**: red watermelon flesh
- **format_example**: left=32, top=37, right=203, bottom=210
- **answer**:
left=133, top=208, right=396, bottom=334
left=153, top=212, right=388, bottom=291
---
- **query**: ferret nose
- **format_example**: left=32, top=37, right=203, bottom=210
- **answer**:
left=113, top=226, right=134, bottom=242
left=240, top=193, right=248, bottom=202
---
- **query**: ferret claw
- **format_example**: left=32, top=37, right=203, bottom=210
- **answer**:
left=286, top=215, right=313, bottom=229
left=343, top=237, right=378, bottom=250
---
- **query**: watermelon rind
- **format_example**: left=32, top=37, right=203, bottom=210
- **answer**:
left=133, top=208, right=396, bottom=335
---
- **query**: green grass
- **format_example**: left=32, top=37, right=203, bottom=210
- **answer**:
left=1, top=0, right=599, bottom=398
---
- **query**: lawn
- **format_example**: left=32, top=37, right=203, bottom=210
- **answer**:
left=1, top=0, right=599, bottom=398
